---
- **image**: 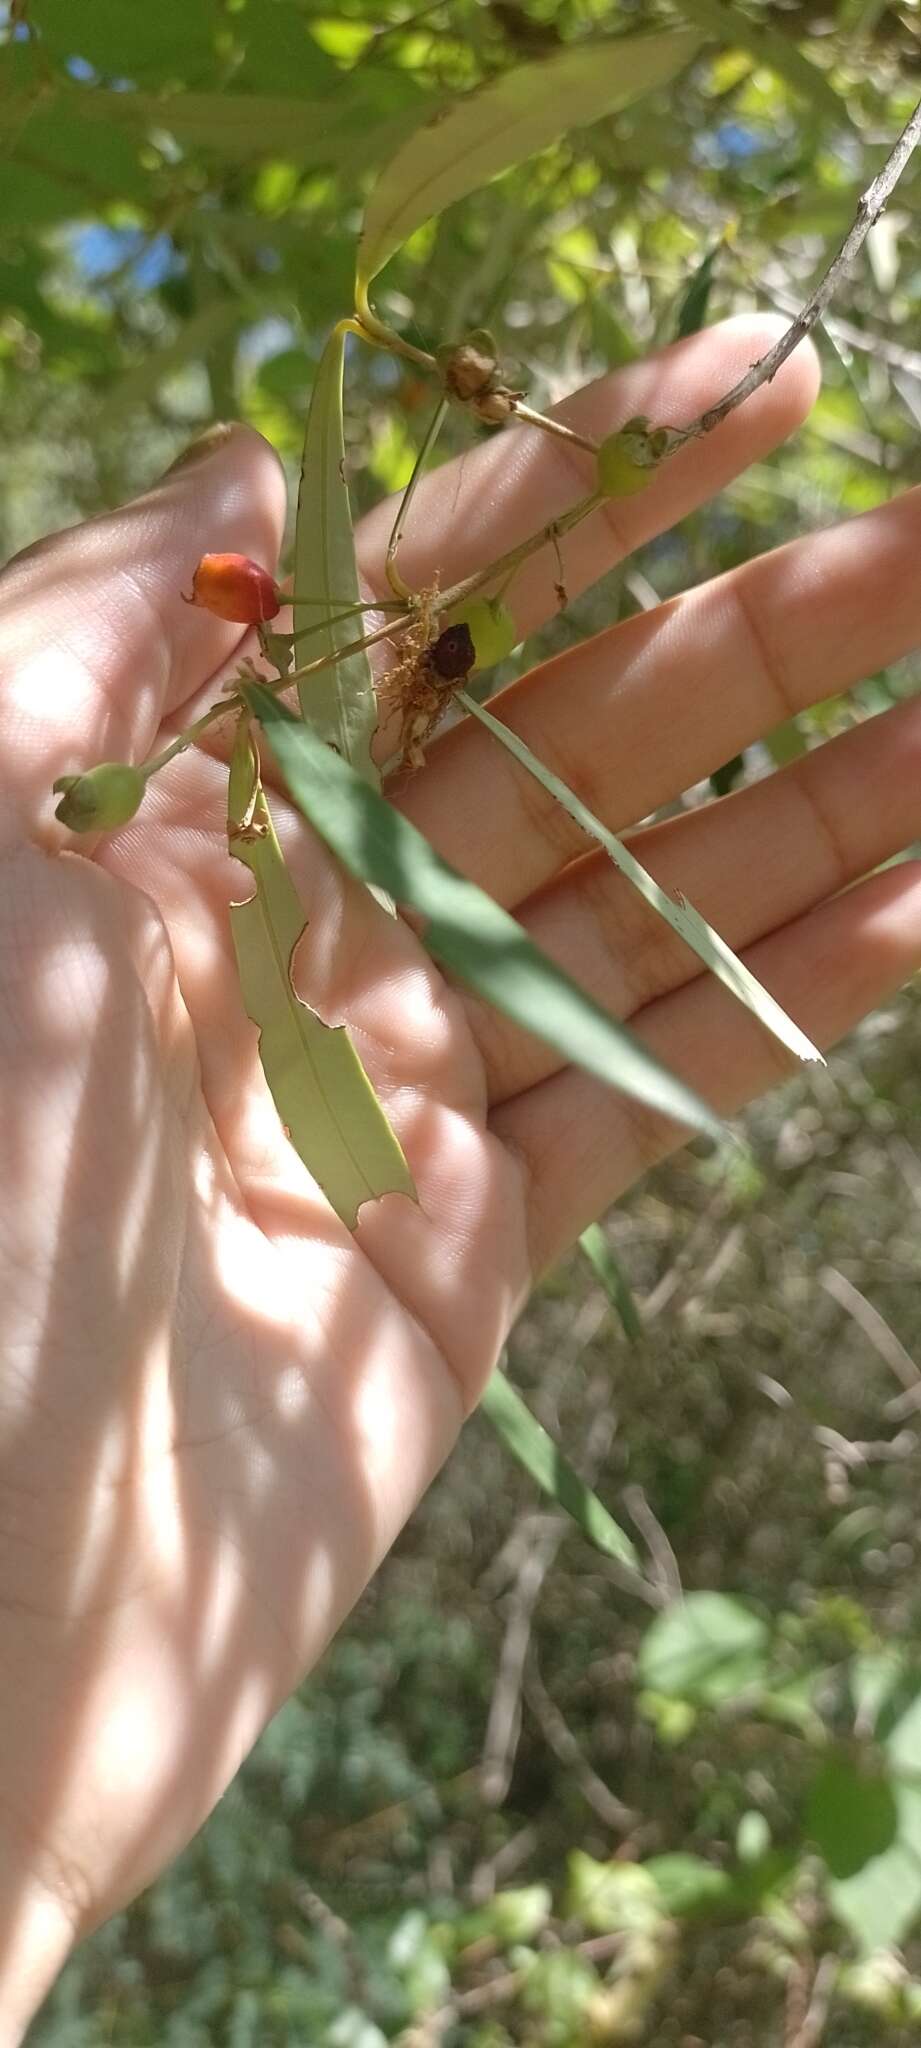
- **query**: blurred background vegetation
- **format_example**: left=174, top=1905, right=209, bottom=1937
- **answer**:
left=5, top=0, right=921, bottom=2039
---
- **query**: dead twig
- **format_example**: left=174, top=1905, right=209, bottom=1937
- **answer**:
left=819, top=1265, right=921, bottom=1393
left=525, top=1655, right=638, bottom=1834
left=480, top=1516, right=566, bottom=1806
left=623, top=1485, right=683, bottom=1604
left=786, top=1952, right=839, bottom=2048
left=672, top=94, right=921, bottom=447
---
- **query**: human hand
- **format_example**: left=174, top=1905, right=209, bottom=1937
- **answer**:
left=2, top=316, right=920, bottom=2038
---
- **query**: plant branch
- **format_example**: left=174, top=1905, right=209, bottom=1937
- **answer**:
left=143, top=79, right=921, bottom=802
left=671, top=92, right=921, bottom=448
left=386, top=395, right=449, bottom=598
left=513, top=399, right=599, bottom=455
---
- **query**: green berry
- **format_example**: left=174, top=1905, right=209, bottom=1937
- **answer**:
left=596, top=416, right=663, bottom=499
left=53, top=761, right=146, bottom=834
left=445, top=597, right=518, bottom=670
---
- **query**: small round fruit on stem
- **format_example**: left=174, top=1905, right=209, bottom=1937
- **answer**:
left=442, top=598, right=518, bottom=670
left=53, top=762, right=146, bottom=834
left=596, top=417, right=669, bottom=499
left=182, top=552, right=281, bottom=624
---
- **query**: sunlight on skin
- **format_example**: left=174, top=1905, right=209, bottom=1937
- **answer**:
left=2, top=319, right=921, bottom=2040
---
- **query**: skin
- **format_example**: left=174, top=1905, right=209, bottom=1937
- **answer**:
left=2, top=314, right=921, bottom=2037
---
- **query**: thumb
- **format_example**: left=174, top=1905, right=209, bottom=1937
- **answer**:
left=0, top=422, right=286, bottom=849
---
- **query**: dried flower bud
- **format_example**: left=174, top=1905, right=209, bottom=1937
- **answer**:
left=182, top=552, right=281, bottom=624
left=53, top=762, right=146, bottom=834
left=437, top=330, right=500, bottom=402
left=471, top=387, right=519, bottom=425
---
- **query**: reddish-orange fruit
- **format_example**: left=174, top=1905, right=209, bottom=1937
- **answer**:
left=182, top=552, right=281, bottom=624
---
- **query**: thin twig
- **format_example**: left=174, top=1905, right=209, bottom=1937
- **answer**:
left=480, top=1516, right=566, bottom=1806
left=671, top=93, right=921, bottom=448
left=480, top=1399, right=618, bottom=1806
left=525, top=1656, right=638, bottom=1833
left=623, top=1485, right=683, bottom=1603
left=513, top=399, right=599, bottom=454
left=819, top=1265, right=921, bottom=1393
left=761, top=280, right=921, bottom=382
left=469, top=1824, right=539, bottom=1905
left=386, top=395, right=449, bottom=598
left=429, top=1930, right=626, bottom=2028
left=787, top=1953, right=838, bottom=2048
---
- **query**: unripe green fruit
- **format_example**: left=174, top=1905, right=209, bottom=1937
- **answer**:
left=53, top=761, right=146, bottom=834
left=596, top=416, right=666, bottom=499
left=445, top=597, right=518, bottom=670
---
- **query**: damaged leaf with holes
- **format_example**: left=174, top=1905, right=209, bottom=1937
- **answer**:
left=227, top=718, right=415, bottom=1229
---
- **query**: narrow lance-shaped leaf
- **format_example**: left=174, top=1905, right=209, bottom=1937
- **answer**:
left=580, top=1222, right=643, bottom=1345
left=227, top=719, right=415, bottom=1230
left=356, top=28, right=702, bottom=299
left=480, top=1371, right=639, bottom=1568
left=244, top=685, right=725, bottom=1146
left=674, top=237, right=724, bottom=340
left=294, top=323, right=380, bottom=786
left=457, top=691, right=823, bottom=1069
left=82, top=85, right=430, bottom=172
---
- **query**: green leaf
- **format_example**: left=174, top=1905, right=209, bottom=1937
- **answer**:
left=566, top=1853, right=667, bottom=1934
left=479, top=1371, right=638, bottom=1567
left=244, top=686, right=725, bottom=1146
left=807, top=1757, right=898, bottom=1880
left=2, top=79, right=150, bottom=224
left=519, top=1948, right=599, bottom=2029
left=807, top=1753, right=921, bottom=1953
left=637, top=1594, right=770, bottom=1704
left=31, top=0, right=218, bottom=81
left=674, top=238, right=723, bottom=339
left=676, top=0, right=845, bottom=122
left=293, top=325, right=378, bottom=785
left=644, top=1853, right=736, bottom=1918
left=579, top=1221, right=642, bottom=1344
left=458, top=691, right=823, bottom=1070
left=764, top=717, right=808, bottom=768
left=877, top=1669, right=921, bottom=1777
left=471, top=1887, right=553, bottom=1947
left=356, top=28, right=702, bottom=294
left=736, top=1810, right=772, bottom=1864
left=90, top=85, right=427, bottom=171
left=226, top=722, right=415, bottom=1230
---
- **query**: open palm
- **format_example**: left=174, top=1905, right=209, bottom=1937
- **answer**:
left=2, top=315, right=920, bottom=2033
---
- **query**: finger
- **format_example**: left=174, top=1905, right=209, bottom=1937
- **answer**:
left=464, top=690, right=921, bottom=1102
left=100, top=739, right=531, bottom=1403
left=495, top=864, right=921, bottom=1274
left=397, top=483, right=921, bottom=904
left=358, top=314, right=819, bottom=634
left=0, top=424, right=286, bottom=849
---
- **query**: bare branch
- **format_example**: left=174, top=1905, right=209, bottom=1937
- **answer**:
left=525, top=1655, right=638, bottom=1833
left=819, top=1265, right=921, bottom=1393
left=623, top=1485, right=683, bottom=1602
left=672, top=94, right=921, bottom=449
left=787, top=1953, right=839, bottom=2048
left=480, top=1516, right=566, bottom=1806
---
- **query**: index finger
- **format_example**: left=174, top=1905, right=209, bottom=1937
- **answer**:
left=357, top=314, right=820, bottom=635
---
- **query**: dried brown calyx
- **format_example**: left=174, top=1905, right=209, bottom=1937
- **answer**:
left=437, top=329, right=524, bottom=427
left=377, top=595, right=476, bottom=770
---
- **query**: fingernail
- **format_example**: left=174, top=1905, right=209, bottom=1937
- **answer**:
left=159, top=422, right=236, bottom=478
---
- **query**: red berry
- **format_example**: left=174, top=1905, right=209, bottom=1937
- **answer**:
left=183, top=553, right=281, bottom=624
